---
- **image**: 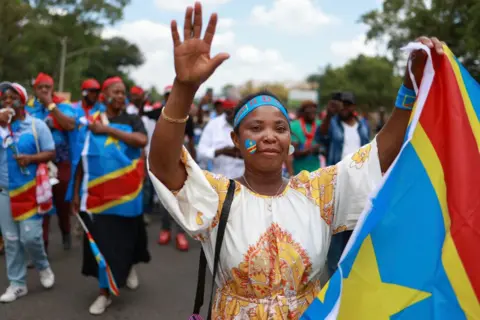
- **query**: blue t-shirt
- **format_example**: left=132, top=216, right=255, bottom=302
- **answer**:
left=0, top=127, right=8, bottom=188
left=7, top=115, right=55, bottom=220
left=26, top=98, right=76, bottom=162
left=65, top=102, right=106, bottom=201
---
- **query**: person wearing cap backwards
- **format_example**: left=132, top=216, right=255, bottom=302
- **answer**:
left=27, top=73, right=77, bottom=252
left=0, top=82, right=56, bottom=303
left=316, top=91, right=371, bottom=279
left=156, top=84, right=195, bottom=251
left=290, top=100, right=322, bottom=174
left=71, top=76, right=150, bottom=315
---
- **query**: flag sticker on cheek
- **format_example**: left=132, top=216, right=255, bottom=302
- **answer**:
left=245, top=139, right=257, bottom=154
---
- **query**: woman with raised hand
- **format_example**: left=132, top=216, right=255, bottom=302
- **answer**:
left=148, top=2, right=445, bottom=318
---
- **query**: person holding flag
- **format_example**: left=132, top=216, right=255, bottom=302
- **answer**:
left=147, top=3, right=446, bottom=318
left=68, top=79, right=103, bottom=237
left=302, top=41, right=479, bottom=320
left=27, top=73, right=77, bottom=252
left=0, top=82, right=56, bottom=303
left=72, top=76, right=151, bottom=315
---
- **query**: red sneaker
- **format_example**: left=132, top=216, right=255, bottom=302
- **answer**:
left=157, top=230, right=171, bottom=245
left=176, top=233, right=189, bottom=251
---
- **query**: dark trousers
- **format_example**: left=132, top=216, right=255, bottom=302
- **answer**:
left=42, top=161, right=71, bottom=248
left=327, top=230, right=353, bottom=277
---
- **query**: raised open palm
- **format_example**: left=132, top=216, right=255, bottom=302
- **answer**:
left=171, top=2, right=230, bottom=87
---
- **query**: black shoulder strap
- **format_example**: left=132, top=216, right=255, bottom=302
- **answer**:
left=193, top=179, right=236, bottom=319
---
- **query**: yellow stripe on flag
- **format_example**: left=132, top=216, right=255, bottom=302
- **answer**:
left=89, top=183, right=143, bottom=214
left=412, top=125, right=480, bottom=319
left=88, top=159, right=139, bottom=188
left=9, top=180, right=35, bottom=198
left=444, top=46, right=480, bottom=152
left=14, top=208, right=37, bottom=222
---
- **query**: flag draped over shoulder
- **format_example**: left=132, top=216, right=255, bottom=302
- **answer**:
left=302, top=43, right=480, bottom=319
left=81, top=119, right=144, bottom=216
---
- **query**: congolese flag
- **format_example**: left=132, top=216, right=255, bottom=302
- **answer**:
left=75, top=214, right=119, bottom=296
left=81, top=117, right=144, bottom=216
left=302, top=43, right=480, bottom=319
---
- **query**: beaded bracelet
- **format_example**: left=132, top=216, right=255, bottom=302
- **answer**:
left=161, top=108, right=189, bottom=124
left=395, top=85, right=416, bottom=111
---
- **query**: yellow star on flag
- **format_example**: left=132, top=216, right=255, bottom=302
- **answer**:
left=105, top=136, right=120, bottom=149
left=338, top=236, right=431, bottom=319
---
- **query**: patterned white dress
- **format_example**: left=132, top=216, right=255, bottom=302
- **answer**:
left=149, top=139, right=382, bottom=319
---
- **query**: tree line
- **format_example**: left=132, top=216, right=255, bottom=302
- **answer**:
left=306, top=0, right=480, bottom=111
left=0, top=0, right=143, bottom=98
left=2, top=0, right=478, bottom=107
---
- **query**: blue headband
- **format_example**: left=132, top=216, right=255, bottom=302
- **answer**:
left=233, top=95, right=289, bottom=128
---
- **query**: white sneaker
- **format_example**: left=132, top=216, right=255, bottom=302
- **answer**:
left=126, top=267, right=139, bottom=290
left=39, top=267, right=55, bottom=289
left=0, top=285, right=28, bottom=303
left=89, top=295, right=112, bottom=315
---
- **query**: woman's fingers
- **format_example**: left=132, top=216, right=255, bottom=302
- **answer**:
left=183, top=6, right=194, bottom=40
left=171, top=20, right=181, bottom=47
left=208, top=52, right=230, bottom=72
left=416, top=36, right=433, bottom=48
left=431, top=37, right=444, bottom=54
left=415, top=36, right=445, bottom=55
left=193, top=2, right=203, bottom=39
left=203, top=13, right=218, bottom=45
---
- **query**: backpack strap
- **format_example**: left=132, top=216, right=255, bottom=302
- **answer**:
left=193, top=179, right=236, bottom=319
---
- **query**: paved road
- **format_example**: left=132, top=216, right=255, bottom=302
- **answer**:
left=0, top=215, right=212, bottom=320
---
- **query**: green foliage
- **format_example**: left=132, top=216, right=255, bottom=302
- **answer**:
left=0, top=0, right=144, bottom=99
left=361, top=0, right=480, bottom=79
left=309, top=55, right=402, bottom=111
left=147, top=86, right=163, bottom=103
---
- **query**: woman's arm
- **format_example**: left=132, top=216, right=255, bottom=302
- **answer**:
left=376, top=37, right=444, bottom=173
left=49, top=106, right=76, bottom=131
left=148, top=3, right=229, bottom=190
left=149, top=81, right=197, bottom=190
left=15, top=150, right=55, bottom=167
left=104, top=127, right=147, bottom=149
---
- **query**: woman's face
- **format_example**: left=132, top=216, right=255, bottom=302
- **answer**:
left=106, top=82, right=126, bottom=110
left=2, top=89, right=23, bottom=109
left=233, top=106, right=290, bottom=173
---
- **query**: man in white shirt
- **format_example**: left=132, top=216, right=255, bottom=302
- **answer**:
left=197, top=99, right=245, bottom=179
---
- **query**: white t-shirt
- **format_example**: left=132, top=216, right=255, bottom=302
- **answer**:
left=341, top=121, right=361, bottom=159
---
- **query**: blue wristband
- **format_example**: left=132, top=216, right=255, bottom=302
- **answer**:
left=395, top=85, right=416, bottom=110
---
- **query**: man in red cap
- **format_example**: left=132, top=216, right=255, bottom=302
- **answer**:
left=27, top=72, right=77, bottom=252
left=127, top=86, right=149, bottom=115
left=76, top=79, right=101, bottom=110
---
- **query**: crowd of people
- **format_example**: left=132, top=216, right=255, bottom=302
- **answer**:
left=0, top=2, right=446, bottom=318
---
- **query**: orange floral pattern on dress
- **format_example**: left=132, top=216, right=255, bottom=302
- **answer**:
left=196, top=212, right=204, bottom=226
left=333, top=225, right=348, bottom=234
left=212, top=223, right=319, bottom=319
left=290, top=166, right=337, bottom=225
left=203, top=171, right=241, bottom=231
left=350, top=144, right=372, bottom=169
